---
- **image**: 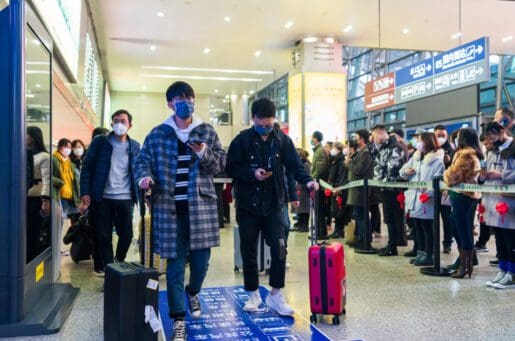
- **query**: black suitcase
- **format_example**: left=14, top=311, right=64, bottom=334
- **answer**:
left=104, top=189, right=160, bottom=341
left=104, top=263, right=159, bottom=340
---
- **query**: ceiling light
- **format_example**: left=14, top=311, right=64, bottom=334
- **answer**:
left=214, top=89, right=219, bottom=93
left=141, top=65, right=274, bottom=75
left=142, top=85, right=147, bottom=91
left=225, top=95, right=230, bottom=99
left=401, top=28, right=409, bottom=34
left=203, top=47, right=211, bottom=54
left=254, top=50, right=262, bottom=57
left=26, top=94, right=35, bottom=98
left=156, top=11, right=164, bottom=17
left=343, top=25, right=353, bottom=33
left=150, top=45, right=156, bottom=51
left=224, top=16, right=231, bottom=23
left=451, top=32, right=462, bottom=39
left=284, top=20, right=294, bottom=29
left=502, top=35, right=513, bottom=43
left=141, top=74, right=262, bottom=82
left=210, top=104, right=214, bottom=108
left=303, top=37, right=319, bottom=43
left=249, top=90, right=255, bottom=94
left=324, top=37, right=335, bottom=44
left=35, top=84, right=41, bottom=88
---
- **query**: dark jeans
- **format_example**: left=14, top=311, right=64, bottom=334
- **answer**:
left=494, top=227, right=515, bottom=273
left=316, top=190, right=328, bottom=237
left=370, top=204, right=380, bottom=234
left=450, top=194, right=477, bottom=251
left=88, top=207, right=104, bottom=271
left=353, top=206, right=367, bottom=246
left=282, top=203, right=291, bottom=242
left=92, top=199, right=134, bottom=267
left=476, top=222, right=492, bottom=246
left=382, top=190, right=403, bottom=249
left=237, top=207, right=287, bottom=291
left=413, top=218, right=434, bottom=256
left=440, top=205, right=454, bottom=248
left=167, top=214, right=211, bottom=318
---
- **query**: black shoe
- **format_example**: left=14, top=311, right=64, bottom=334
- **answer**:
left=308, top=234, right=329, bottom=241
left=404, top=249, right=417, bottom=257
left=293, top=222, right=300, bottom=228
left=329, top=232, right=344, bottom=239
left=187, top=291, right=202, bottom=319
left=378, top=248, right=398, bottom=257
left=443, top=246, right=451, bottom=254
left=295, top=226, right=309, bottom=232
left=397, top=240, right=408, bottom=247
left=490, top=259, right=499, bottom=267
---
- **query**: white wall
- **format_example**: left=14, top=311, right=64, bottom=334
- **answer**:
left=110, top=91, right=250, bottom=147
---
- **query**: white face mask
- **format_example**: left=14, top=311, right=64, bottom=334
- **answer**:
left=437, top=137, right=447, bottom=146
left=342, top=148, right=349, bottom=156
left=330, top=149, right=338, bottom=156
left=113, top=123, right=128, bottom=136
left=73, top=147, right=84, bottom=157
left=61, top=148, right=71, bottom=157
left=416, top=141, right=425, bottom=153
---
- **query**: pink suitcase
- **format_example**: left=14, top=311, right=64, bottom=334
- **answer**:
left=308, top=192, right=346, bottom=325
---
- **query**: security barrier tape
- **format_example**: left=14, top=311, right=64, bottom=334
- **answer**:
left=368, top=180, right=432, bottom=189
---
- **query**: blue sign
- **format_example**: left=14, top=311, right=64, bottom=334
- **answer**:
left=395, top=58, right=434, bottom=87
left=159, top=286, right=333, bottom=341
left=434, top=37, right=487, bottom=75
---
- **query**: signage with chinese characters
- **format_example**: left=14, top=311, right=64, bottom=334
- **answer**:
left=364, top=37, right=489, bottom=112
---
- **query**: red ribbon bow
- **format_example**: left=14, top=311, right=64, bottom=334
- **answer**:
left=397, top=192, right=405, bottom=210
left=477, top=204, right=486, bottom=224
left=496, top=201, right=509, bottom=224
left=336, top=195, right=343, bottom=209
left=419, top=193, right=430, bottom=213
left=324, top=189, right=332, bottom=197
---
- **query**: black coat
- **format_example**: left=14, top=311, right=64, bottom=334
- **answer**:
left=347, top=147, right=381, bottom=207
left=226, top=128, right=312, bottom=213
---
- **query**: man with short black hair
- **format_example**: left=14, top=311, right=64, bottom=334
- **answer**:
left=226, top=98, right=317, bottom=317
left=311, top=131, right=330, bottom=239
left=371, top=124, right=406, bottom=256
left=80, top=109, right=141, bottom=276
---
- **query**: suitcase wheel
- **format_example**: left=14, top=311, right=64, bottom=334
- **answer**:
left=342, top=308, right=346, bottom=315
left=234, top=266, right=240, bottom=273
left=332, top=315, right=340, bottom=325
left=310, top=314, right=317, bottom=324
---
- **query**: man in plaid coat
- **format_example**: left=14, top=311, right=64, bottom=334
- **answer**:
left=135, top=81, right=225, bottom=341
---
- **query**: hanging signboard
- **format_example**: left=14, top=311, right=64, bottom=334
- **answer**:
left=364, top=37, right=489, bottom=112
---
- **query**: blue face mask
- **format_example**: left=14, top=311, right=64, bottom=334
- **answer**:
left=175, top=100, right=194, bottom=120
left=254, top=125, right=273, bottom=136
left=500, top=116, right=511, bottom=127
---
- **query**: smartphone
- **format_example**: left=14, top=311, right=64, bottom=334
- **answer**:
left=264, top=171, right=273, bottom=177
left=480, top=159, right=487, bottom=170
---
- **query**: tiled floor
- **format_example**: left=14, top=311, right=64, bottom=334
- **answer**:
left=3, top=218, right=514, bottom=341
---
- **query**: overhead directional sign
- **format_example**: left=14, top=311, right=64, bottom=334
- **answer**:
left=364, top=37, right=489, bottom=112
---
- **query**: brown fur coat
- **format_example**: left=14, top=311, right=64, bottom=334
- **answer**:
left=444, top=147, right=481, bottom=199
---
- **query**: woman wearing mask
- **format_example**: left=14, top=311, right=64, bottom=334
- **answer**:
left=293, top=149, right=312, bottom=232
left=400, top=133, right=445, bottom=266
left=444, top=128, right=484, bottom=278
left=26, top=127, right=51, bottom=262
left=54, top=138, right=81, bottom=253
left=481, top=122, right=515, bottom=288
left=328, top=142, right=349, bottom=239
left=71, top=139, right=86, bottom=170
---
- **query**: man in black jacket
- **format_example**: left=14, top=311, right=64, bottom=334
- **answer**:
left=226, top=98, right=317, bottom=316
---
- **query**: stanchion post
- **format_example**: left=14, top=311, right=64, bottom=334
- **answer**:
left=355, top=178, right=378, bottom=254
left=421, top=176, right=452, bottom=276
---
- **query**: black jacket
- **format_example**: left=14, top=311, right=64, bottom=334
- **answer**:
left=440, top=140, right=454, bottom=168
left=226, top=128, right=312, bottom=213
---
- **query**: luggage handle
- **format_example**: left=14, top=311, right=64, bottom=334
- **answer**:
left=309, top=188, right=319, bottom=247
left=140, top=184, right=156, bottom=268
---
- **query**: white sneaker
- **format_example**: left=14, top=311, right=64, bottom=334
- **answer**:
left=265, top=290, right=294, bottom=316
left=486, top=271, right=506, bottom=287
left=243, top=290, right=262, bottom=312
left=93, top=269, right=105, bottom=278
left=494, top=273, right=515, bottom=289
left=171, top=320, right=186, bottom=341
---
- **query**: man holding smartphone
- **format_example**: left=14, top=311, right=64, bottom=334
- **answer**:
left=226, top=98, right=318, bottom=316
left=135, top=81, right=226, bottom=341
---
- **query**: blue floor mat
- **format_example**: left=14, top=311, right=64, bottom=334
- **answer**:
left=158, top=286, right=332, bottom=340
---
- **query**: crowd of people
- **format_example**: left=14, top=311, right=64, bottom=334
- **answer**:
left=24, top=78, right=515, bottom=340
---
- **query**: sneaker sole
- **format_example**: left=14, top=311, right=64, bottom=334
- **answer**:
left=93, top=273, right=105, bottom=278
left=190, top=312, right=202, bottom=319
left=494, top=284, right=515, bottom=289
left=475, top=249, right=489, bottom=253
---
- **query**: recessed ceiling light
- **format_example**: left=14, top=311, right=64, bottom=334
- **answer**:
left=141, top=65, right=274, bottom=75
left=324, top=37, right=335, bottom=44
left=224, top=16, right=231, bottom=23
left=502, top=35, right=513, bottom=43
left=35, top=84, right=41, bottom=88
left=141, top=74, right=262, bottom=82
left=225, top=95, right=230, bottom=99
left=451, top=32, right=462, bottom=39
left=401, top=28, right=410, bottom=34
left=150, top=45, right=156, bottom=51
left=254, top=50, right=262, bottom=57
left=284, top=20, right=294, bottom=29
left=303, top=37, right=319, bottom=43
left=203, top=47, right=211, bottom=54
left=156, top=11, right=164, bottom=17
left=142, top=85, right=147, bottom=91
left=214, top=89, right=219, bottom=93
left=249, top=90, right=255, bottom=94
left=343, top=25, right=353, bottom=33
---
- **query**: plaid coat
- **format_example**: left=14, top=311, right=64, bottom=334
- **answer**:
left=134, top=123, right=226, bottom=258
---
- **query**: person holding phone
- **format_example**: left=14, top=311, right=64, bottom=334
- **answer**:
left=135, top=81, right=226, bottom=341
left=226, top=98, right=318, bottom=317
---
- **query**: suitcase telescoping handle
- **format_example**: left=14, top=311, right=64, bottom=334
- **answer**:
left=140, top=183, right=156, bottom=267
left=309, top=187, right=318, bottom=247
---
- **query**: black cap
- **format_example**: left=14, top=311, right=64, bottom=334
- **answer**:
left=312, top=131, right=323, bottom=142
left=391, top=128, right=404, bottom=139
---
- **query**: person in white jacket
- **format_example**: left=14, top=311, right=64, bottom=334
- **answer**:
left=400, top=132, right=445, bottom=266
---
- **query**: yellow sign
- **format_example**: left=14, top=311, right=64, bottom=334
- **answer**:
left=36, top=261, right=44, bottom=283
left=288, top=73, right=303, bottom=147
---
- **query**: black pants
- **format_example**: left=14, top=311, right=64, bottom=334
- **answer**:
left=88, top=207, right=104, bottom=271
left=414, top=218, right=434, bottom=256
left=91, top=199, right=134, bottom=268
left=316, top=190, right=328, bottom=237
left=236, top=207, right=287, bottom=291
left=476, top=222, right=492, bottom=246
left=370, top=204, right=380, bottom=234
left=27, top=196, right=44, bottom=263
left=440, top=205, right=454, bottom=248
left=494, top=227, right=515, bottom=272
left=382, top=190, right=403, bottom=249
left=215, top=183, right=224, bottom=228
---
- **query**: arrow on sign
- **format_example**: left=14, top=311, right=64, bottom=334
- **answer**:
left=426, top=64, right=432, bottom=72
left=476, top=67, right=484, bottom=75
left=476, top=45, right=483, bottom=55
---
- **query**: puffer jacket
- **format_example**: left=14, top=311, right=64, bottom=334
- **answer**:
left=443, top=147, right=481, bottom=199
left=374, top=135, right=406, bottom=182
left=400, top=149, right=445, bottom=219
left=483, top=139, right=515, bottom=229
